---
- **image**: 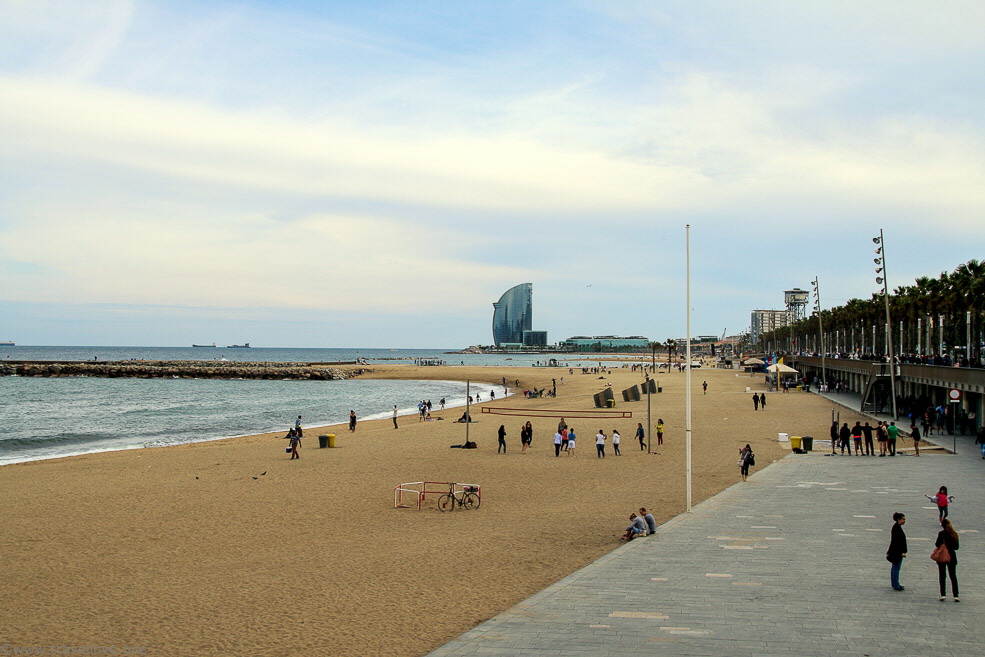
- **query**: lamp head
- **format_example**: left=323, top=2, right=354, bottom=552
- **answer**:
left=876, top=277, right=884, bottom=284
left=873, top=236, right=881, bottom=244
left=875, top=247, right=882, bottom=254
left=876, top=267, right=883, bottom=273
left=874, top=258, right=882, bottom=265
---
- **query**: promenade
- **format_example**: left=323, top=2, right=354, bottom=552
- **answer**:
left=426, top=393, right=984, bottom=657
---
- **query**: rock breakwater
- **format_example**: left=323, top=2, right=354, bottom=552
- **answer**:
left=0, top=360, right=367, bottom=380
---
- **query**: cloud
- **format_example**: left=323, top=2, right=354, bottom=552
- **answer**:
left=1, top=1, right=985, bottom=346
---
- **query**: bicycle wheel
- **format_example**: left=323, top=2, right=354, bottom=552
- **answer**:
left=437, top=494, right=455, bottom=512
left=463, top=492, right=480, bottom=510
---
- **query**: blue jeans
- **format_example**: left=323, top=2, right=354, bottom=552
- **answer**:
left=979, top=443, right=985, bottom=458
left=890, top=560, right=903, bottom=589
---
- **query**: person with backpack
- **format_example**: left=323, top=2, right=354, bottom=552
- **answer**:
left=738, top=444, right=755, bottom=481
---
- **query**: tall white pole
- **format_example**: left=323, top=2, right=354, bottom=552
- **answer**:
left=685, top=224, right=692, bottom=513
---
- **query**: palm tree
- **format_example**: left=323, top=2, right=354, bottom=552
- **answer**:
left=648, top=341, right=661, bottom=372
left=665, top=338, right=676, bottom=369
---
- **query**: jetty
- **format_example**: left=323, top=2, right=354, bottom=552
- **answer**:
left=0, top=360, right=366, bottom=381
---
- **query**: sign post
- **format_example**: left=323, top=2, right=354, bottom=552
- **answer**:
left=949, top=389, right=962, bottom=453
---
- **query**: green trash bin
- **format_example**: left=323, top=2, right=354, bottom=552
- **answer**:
left=801, top=436, right=813, bottom=452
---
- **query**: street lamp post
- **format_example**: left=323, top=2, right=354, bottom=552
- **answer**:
left=873, top=230, right=899, bottom=419
left=812, top=277, right=826, bottom=391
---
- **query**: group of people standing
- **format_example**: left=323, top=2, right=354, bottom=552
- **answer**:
left=495, top=419, right=663, bottom=457
left=887, top=486, right=961, bottom=601
left=832, top=420, right=904, bottom=456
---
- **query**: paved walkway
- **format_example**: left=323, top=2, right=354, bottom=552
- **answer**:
left=426, top=402, right=984, bottom=657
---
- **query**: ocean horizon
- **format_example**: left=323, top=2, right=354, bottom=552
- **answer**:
left=0, top=346, right=638, bottom=466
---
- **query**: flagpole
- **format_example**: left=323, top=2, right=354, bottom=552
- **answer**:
left=685, top=224, right=692, bottom=513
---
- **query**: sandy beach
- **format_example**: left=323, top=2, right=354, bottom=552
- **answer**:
left=0, top=363, right=868, bottom=656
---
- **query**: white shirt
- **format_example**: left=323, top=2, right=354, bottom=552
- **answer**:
left=612, top=431, right=620, bottom=444
left=596, top=433, right=605, bottom=445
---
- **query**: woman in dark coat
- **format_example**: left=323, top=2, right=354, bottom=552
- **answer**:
left=936, top=518, right=960, bottom=601
left=886, top=512, right=907, bottom=591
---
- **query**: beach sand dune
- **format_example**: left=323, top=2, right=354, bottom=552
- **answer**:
left=0, top=364, right=864, bottom=656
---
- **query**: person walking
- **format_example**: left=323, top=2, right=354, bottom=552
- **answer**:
left=349, top=410, right=357, bottom=432
left=636, top=423, right=646, bottom=451
left=830, top=421, right=839, bottom=455
left=612, top=429, right=621, bottom=455
left=702, top=380, right=708, bottom=395
left=595, top=430, right=606, bottom=458
left=752, top=393, right=759, bottom=411
left=553, top=430, right=563, bottom=457
left=935, top=518, right=960, bottom=602
left=887, top=512, right=907, bottom=591
left=976, top=426, right=985, bottom=459
left=759, top=392, right=767, bottom=409
left=567, top=428, right=576, bottom=456
left=497, top=425, right=507, bottom=454
left=910, top=423, right=921, bottom=456
left=392, top=405, right=399, bottom=429
left=289, top=429, right=301, bottom=460
left=738, top=444, right=754, bottom=481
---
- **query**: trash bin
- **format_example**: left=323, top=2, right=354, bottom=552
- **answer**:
left=778, top=432, right=789, bottom=442
left=607, top=399, right=615, bottom=408
left=790, top=436, right=802, bottom=451
left=657, top=387, right=662, bottom=393
left=801, top=436, right=814, bottom=451
left=319, top=434, right=336, bottom=448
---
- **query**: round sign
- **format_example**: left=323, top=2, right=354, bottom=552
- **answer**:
left=948, top=388, right=962, bottom=402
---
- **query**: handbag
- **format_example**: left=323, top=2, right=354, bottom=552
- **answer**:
left=286, top=447, right=293, bottom=453
left=931, top=544, right=950, bottom=564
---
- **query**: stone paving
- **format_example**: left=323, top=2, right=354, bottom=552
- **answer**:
left=426, top=401, right=984, bottom=657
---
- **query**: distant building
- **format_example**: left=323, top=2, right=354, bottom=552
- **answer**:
left=750, top=309, right=793, bottom=345
left=492, top=283, right=534, bottom=347
left=522, top=330, right=548, bottom=347
left=560, top=336, right=649, bottom=352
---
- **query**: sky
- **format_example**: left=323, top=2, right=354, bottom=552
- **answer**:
left=1, top=0, right=984, bottom=348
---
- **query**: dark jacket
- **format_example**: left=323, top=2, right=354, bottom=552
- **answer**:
left=935, top=530, right=959, bottom=565
left=887, top=522, right=907, bottom=563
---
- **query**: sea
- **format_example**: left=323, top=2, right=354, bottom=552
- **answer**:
left=0, top=346, right=635, bottom=466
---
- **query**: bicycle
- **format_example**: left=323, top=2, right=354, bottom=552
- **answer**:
left=437, top=484, right=481, bottom=512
